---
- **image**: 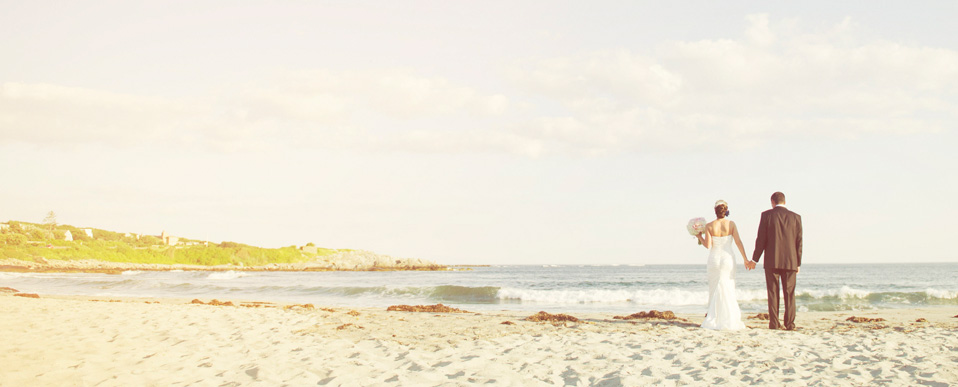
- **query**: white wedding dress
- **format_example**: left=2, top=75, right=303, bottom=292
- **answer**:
left=701, top=235, right=746, bottom=331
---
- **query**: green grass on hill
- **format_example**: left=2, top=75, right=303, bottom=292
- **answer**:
left=1, top=221, right=339, bottom=266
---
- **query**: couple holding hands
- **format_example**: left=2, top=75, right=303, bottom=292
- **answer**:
left=694, top=192, right=803, bottom=331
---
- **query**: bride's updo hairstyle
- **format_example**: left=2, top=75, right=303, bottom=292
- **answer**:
left=714, top=200, right=730, bottom=219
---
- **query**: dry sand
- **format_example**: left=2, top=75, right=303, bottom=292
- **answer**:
left=1, top=293, right=955, bottom=386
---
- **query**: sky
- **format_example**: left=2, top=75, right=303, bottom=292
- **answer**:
left=1, top=1, right=956, bottom=265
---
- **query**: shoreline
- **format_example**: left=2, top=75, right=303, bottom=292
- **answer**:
left=2, top=291, right=956, bottom=385
left=0, top=257, right=449, bottom=274
left=5, top=291, right=957, bottom=327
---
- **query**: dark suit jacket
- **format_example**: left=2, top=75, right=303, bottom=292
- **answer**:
left=752, top=206, right=802, bottom=271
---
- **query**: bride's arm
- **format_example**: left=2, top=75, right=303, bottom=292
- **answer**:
left=696, top=225, right=712, bottom=249
left=730, top=221, right=749, bottom=264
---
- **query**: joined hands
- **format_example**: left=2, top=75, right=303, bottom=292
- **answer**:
left=744, top=261, right=756, bottom=271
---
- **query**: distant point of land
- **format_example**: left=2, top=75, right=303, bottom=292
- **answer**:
left=0, top=219, right=444, bottom=273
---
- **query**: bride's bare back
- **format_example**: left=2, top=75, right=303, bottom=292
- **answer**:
left=700, top=218, right=750, bottom=266
left=707, top=218, right=734, bottom=237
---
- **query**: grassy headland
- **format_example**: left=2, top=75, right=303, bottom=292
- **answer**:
left=0, top=220, right=442, bottom=271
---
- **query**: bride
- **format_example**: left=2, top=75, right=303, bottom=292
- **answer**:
left=694, top=200, right=752, bottom=330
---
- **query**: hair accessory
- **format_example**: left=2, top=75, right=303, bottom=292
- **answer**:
left=714, top=200, right=728, bottom=208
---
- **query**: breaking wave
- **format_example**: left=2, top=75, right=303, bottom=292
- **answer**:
left=206, top=271, right=250, bottom=280
left=3, top=264, right=955, bottom=313
left=795, top=286, right=958, bottom=310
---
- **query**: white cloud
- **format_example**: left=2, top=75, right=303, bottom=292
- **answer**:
left=240, top=69, right=510, bottom=121
left=0, top=70, right=511, bottom=152
left=0, top=82, right=195, bottom=145
left=507, top=49, right=683, bottom=107
left=745, top=14, right=775, bottom=46
left=2, top=15, right=955, bottom=156
left=503, top=14, right=958, bottom=154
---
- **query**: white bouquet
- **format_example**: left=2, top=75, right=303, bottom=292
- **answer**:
left=687, top=217, right=707, bottom=244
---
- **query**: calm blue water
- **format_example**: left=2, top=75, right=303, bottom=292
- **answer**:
left=2, top=264, right=956, bottom=314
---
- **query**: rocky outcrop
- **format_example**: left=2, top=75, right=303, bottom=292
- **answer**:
left=307, top=250, right=441, bottom=271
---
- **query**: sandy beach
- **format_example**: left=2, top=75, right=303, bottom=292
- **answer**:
left=1, top=292, right=955, bottom=386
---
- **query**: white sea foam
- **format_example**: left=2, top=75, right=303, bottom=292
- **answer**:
left=3, top=264, right=954, bottom=313
left=206, top=271, right=248, bottom=280
left=496, top=287, right=768, bottom=306
left=120, top=270, right=142, bottom=276
left=924, top=288, right=958, bottom=299
left=736, top=289, right=770, bottom=301
left=793, top=287, right=958, bottom=301
left=497, top=287, right=704, bottom=305
left=0, top=272, right=56, bottom=279
left=800, top=286, right=871, bottom=299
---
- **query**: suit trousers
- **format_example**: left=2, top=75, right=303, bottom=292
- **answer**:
left=764, top=268, right=797, bottom=330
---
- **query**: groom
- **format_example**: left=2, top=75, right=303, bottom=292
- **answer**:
left=752, top=192, right=803, bottom=330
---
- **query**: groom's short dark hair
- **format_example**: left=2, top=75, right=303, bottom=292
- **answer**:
left=771, top=192, right=786, bottom=204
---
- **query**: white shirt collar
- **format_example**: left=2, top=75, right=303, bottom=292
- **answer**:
left=775, top=204, right=787, bottom=208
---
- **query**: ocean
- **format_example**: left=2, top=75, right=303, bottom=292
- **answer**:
left=2, top=264, right=956, bottom=315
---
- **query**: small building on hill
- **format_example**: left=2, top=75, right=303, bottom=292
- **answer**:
left=64, top=230, right=73, bottom=241
left=160, top=230, right=179, bottom=246
left=83, top=229, right=94, bottom=238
